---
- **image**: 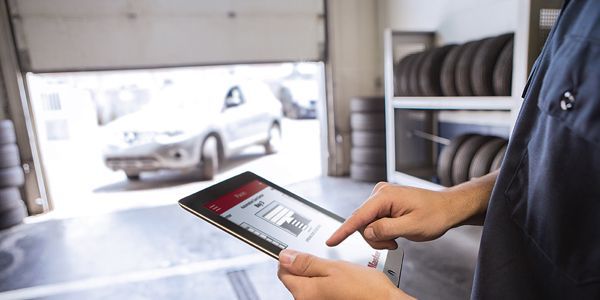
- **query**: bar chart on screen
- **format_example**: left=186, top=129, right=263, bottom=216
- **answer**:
left=257, top=201, right=312, bottom=237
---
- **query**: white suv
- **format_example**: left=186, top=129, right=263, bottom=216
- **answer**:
left=102, top=81, right=282, bottom=180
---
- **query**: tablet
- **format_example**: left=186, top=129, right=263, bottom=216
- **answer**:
left=178, top=171, right=403, bottom=286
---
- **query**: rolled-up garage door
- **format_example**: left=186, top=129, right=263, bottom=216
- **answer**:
left=10, top=0, right=325, bottom=72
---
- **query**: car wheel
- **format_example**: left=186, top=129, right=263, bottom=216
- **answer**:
left=265, top=124, right=282, bottom=155
left=455, top=40, right=485, bottom=96
left=0, top=201, right=27, bottom=230
left=0, top=120, right=16, bottom=145
left=125, top=172, right=140, bottom=181
left=468, top=138, right=507, bottom=179
left=350, top=163, right=386, bottom=182
left=451, top=135, right=494, bottom=185
left=437, top=134, right=474, bottom=187
left=201, top=136, right=219, bottom=180
left=0, top=166, right=24, bottom=188
left=0, top=144, right=21, bottom=168
left=471, top=33, right=513, bottom=96
left=0, top=187, right=22, bottom=212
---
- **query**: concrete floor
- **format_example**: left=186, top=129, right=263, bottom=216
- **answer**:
left=0, top=176, right=481, bottom=300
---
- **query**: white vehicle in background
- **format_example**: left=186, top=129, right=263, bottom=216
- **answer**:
left=278, top=79, right=319, bottom=119
left=102, top=81, right=282, bottom=180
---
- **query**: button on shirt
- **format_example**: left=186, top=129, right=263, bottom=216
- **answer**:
left=471, top=0, right=600, bottom=299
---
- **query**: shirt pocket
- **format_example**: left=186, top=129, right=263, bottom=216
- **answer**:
left=504, top=35, right=600, bottom=286
left=537, top=35, right=600, bottom=146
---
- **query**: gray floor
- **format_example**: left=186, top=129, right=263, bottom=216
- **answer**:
left=0, top=176, right=481, bottom=299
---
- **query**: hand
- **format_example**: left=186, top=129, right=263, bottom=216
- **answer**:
left=277, top=249, right=414, bottom=300
left=327, top=182, right=458, bottom=250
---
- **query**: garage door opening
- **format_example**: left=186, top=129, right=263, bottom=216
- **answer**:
left=26, top=63, right=325, bottom=218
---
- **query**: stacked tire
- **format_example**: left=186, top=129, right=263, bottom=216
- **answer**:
left=437, top=133, right=508, bottom=187
left=350, top=97, right=386, bottom=182
left=395, top=33, right=514, bottom=97
left=0, top=120, right=27, bottom=230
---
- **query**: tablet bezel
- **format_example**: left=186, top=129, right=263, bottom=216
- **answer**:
left=178, top=171, right=345, bottom=259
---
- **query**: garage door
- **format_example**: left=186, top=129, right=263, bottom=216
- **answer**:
left=9, top=0, right=325, bottom=72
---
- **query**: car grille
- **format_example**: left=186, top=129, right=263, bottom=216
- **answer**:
left=105, top=157, right=158, bottom=169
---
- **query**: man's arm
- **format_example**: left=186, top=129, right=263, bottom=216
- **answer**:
left=327, top=170, right=499, bottom=249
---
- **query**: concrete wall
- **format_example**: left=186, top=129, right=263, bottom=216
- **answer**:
left=379, top=0, right=518, bottom=43
left=326, top=0, right=380, bottom=175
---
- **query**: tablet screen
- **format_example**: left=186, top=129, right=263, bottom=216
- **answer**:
left=202, top=179, right=385, bottom=269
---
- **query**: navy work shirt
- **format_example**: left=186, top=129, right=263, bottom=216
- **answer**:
left=472, top=0, right=600, bottom=299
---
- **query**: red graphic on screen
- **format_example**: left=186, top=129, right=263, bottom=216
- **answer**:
left=204, top=180, right=268, bottom=214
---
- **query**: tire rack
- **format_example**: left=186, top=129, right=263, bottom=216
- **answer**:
left=0, top=120, right=27, bottom=230
left=383, top=0, right=561, bottom=190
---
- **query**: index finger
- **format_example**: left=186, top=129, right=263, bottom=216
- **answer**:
left=326, top=198, right=381, bottom=246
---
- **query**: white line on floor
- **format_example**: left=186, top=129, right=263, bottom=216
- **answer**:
left=0, top=253, right=272, bottom=300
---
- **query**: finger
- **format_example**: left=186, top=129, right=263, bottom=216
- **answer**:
left=365, top=217, right=415, bottom=242
left=362, top=237, right=398, bottom=250
left=355, top=224, right=397, bottom=250
left=279, top=249, right=332, bottom=277
left=370, top=181, right=389, bottom=196
left=278, top=265, right=312, bottom=296
left=326, top=196, right=387, bottom=246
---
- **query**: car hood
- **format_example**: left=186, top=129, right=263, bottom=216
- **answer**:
left=105, top=108, right=215, bottom=133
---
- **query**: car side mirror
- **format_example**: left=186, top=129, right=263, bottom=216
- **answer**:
left=224, top=96, right=242, bottom=108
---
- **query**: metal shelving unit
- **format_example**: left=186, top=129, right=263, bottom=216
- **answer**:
left=384, top=0, right=559, bottom=189
left=392, top=96, right=515, bottom=111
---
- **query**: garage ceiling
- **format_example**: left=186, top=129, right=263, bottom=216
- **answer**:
left=8, top=0, right=325, bottom=72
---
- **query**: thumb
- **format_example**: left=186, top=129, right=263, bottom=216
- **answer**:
left=279, top=249, right=331, bottom=277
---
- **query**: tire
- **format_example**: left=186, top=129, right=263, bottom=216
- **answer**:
left=350, top=113, right=385, bottom=131
left=490, top=144, right=508, bottom=172
left=350, top=97, right=385, bottom=113
left=394, top=56, right=411, bottom=96
left=264, top=123, right=282, bottom=154
left=0, top=188, right=22, bottom=212
left=0, top=202, right=27, bottom=230
left=493, top=39, right=514, bottom=96
left=398, top=54, right=418, bottom=96
left=125, top=172, right=140, bottom=181
left=0, top=167, right=24, bottom=188
left=0, top=120, right=16, bottom=145
left=451, top=135, right=494, bottom=185
left=468, top=138, right=507, bottom=179
left=351, top=131, right=386, bottom=147
left=351, top=147, right=386, bottom=165
left=440, top=44, right=465, bottom=96
left=437, top=134, right=474, bottom=186
left=419, top=45, right=456, bottom=96
left=471, top=33, right=514, bottom=96
left=455, top=40, right=485, bottom=96
left=350, top=163, right=386, bottom=182
left=0, top=144, right=20, bottom=168
left=408, top=51, right=427, bottom=96
left=200, top=136, right=219, bottom=180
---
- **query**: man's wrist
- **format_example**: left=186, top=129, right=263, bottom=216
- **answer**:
left=442, top=171, right=498, bottom=227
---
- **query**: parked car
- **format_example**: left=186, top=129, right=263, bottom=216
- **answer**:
left=278, top=80, right=319, bottom=119
left=102, top=81, right=282, bottom=180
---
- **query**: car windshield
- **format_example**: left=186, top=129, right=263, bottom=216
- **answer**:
left=141, top=81, right=228, bottom=114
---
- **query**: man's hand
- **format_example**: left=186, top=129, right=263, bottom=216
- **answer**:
left=327, top=172, right=497, bottom=249
left=277, top=249, right=414, bottom=300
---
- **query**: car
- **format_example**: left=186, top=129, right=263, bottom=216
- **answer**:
left=102, top=81, right=282, bottom=180
left=278, top=80, right=319, bottom=119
